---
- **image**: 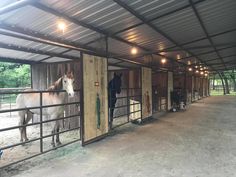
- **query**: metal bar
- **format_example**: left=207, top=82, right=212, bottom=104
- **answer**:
left=112, top=121, right=129, bottom=129
left=0, top=114, right=80, bottom=132
left=0, top=101, right=80, bottom=114
left=113, top=114, right=129, bottom=119
left=0, top=42, right=81, bottom=61
left=80, top=51, right=84, bottom=145
left=0, top=89, right=81, bottom=95
left=0, top=0, right=34, bottom=15
left=0, top=56, right=34, bottom=64
left=127, top=87, right=130, bottom=122
left=1, top=137, right=41, bottom=150
left=113, top=102, right=140, bottom=109
left=39, top=92, right=43, bottom=153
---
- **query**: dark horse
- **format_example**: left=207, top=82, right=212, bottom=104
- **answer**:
left=108, top=73, right=122, bottom=128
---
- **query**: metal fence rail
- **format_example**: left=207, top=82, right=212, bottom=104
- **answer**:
left=0, top=89, right=81, bottom=169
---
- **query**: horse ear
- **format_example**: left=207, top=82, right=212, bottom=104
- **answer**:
left=114, top=72, right=117, bottom=77
left=119, top=73, right=122, bottom=77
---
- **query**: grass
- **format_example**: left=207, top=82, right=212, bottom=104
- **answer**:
left=210, top=90, right=236, bottom=96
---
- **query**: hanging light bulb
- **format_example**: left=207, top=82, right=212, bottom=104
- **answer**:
left=161, top=58, right=167, bottom=64
left=131, top=47, right=138, bottom=55
left=196, top=70, right=199, bottom=73
left=204, top=73, right=208, bottom=77
left=188, top=67, right=192, bottom=71
left=177, top=54, right=181, bottom=60
left=200, top=71, right=204, bottom=75
left=57, top=20, right=66, bottom=34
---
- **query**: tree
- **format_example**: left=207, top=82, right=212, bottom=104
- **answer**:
left=0, top=62, right=31, bottom=88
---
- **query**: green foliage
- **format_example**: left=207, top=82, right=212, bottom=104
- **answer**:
left=0, top=62, right=31, bottom=88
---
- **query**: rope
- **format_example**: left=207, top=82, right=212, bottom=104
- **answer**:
left=0, top=148, right=3, bottom=159
left=96, top=93, right=101, bottom=129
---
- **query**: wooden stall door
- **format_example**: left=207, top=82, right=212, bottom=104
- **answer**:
left=82, top=54, right=108, bottom=144
left=142, top=67, right=152, bottom=119
left=167, top=72, right=173, bottom=110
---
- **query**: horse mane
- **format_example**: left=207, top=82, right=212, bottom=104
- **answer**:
left=47, top=77, right=63, bottom=95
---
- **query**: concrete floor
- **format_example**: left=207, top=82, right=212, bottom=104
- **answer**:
left=1, top=96, right=236, bottom=177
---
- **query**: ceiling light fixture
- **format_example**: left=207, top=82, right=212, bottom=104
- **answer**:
left=161, top=58, right=166, bottom=64
left=57, top=20, right=66, bottom=34
left=131, top=47, right=138, bottom=55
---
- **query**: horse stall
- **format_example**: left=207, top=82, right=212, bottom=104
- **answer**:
left=0, top=61, right=82, bottom=168
left=172, top=72, right=186, bottom=108
left=107, top=66, right=142, bottom=129
left=152, top=71, right=168, bottom=113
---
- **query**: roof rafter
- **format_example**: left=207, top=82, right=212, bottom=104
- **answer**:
left=0, top=42, right=80, bottom=61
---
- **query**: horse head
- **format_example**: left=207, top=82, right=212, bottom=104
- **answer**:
left=112, top=73, right=122, bottom=94
left=62, top=71, right=75, bottom=97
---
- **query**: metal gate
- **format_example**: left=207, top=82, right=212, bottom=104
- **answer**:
left=108, top=69, right=142, bottom=129
left=0, top=89, right=81, bottom=169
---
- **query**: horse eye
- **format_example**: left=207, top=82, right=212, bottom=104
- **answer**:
left=64, top=80, right=67, bottom=83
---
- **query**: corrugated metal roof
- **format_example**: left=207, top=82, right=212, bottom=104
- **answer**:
left=199, top=52, right=219, bottom=61
left=196, top=0, right=236, bottom=35
left=0, top=48, right=48, bottom=61
left=117, top=24, right=175, bottom=51
left=0, top=6, right=101, bottom=44
left=151, top=7, right=205, bottom=44
left=0, top=0, right=235, bottom=71
left=40, top=0, right=142, bottom=34
left=0, top=0, right=18, bottom=8
left=211, top=31, right=236, bottom=49
left=119, top=0, right=189, bottom=20
left=218, top=47, right=236, bottom=58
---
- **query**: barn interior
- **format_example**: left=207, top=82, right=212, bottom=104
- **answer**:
left=0, top=0, right=236, bottom=176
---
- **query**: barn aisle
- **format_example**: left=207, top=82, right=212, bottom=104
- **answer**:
left=2, top=96, right=236, bottom=177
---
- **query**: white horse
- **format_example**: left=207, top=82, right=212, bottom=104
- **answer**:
left=16, top=72, right=75, bottom=147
